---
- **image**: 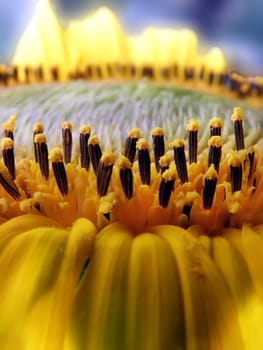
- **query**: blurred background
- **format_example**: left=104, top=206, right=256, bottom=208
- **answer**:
left=0, top=0, right=262, bottom=75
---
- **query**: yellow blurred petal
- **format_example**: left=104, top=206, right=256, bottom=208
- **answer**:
left=227, top=225, right=263, bottom=299
left=68, top=7, right=128, bottom=70
left=0, top=214, right=61, bottom=252
left=152, top=225, right=243, bottom=349
left=212, top=236, right=263, bottom=348
left=24, top=218, right=96, bottom=350
left=65, top=223, right=132, bottom=350
left=125, top=232, right=185, bottom=350
left=13, top=0, right=68, bottom=80
left=0, top=218, right=96, bottom=349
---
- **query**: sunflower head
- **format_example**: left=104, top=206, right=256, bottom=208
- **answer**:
left=1, top=1, right=263, bottom=349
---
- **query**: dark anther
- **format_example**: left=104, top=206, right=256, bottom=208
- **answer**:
left=88, top=135, right=102, bottom=175
left=137, top=139, right=151, bottom=185
left=118, top=156, right=133, bottom=199
left=50, top=67, right=59, bottom=81
left=231, top=107, right=245, bottom=151
left=208, top=71, right=214, bottom=85
left=248, top=147, right=255, bottom=180
left=142, top=65, right=154, bottom=79
left=61, top=121, right=72, bottom=164
left=0, top=162, right=20, bottom=200
left=34, top=134, right=49, bottom=180
left=1, top=138, right=15, bottom=180
left=159, top=168, right=176, bottom=208
left=24, top=66, right=31, bottom=84
left=184, top=67, right=194, bottom=80
left=171, top=139, right=188, bottom=183
left=0, top=66, right=8, bottom=85
left=208, top=136, right=222, bottom=173
left=79, top=125, right=91, bottom=171
left=229, top=154, right=242, bottom=193
left=187, top=119, right=199, bottom=164
left=124, top=128, right=141, bottom=163
left=50, top=148, right=68, bottom=196
left=96, top=152, right=115, bottom=197
left=151, top=127, right=165, bottom=172
left=203, top=165, right=218, bottom=209
left=11, top=65, right=18, bottom=82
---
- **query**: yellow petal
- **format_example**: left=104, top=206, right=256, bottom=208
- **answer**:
left=0, top=218, right=96, bottom=349
left=65, top=223, right=132, bottom=350
left=212, top=236, right=263, bottom=348
left=152, top=225, right=243, bottom=349
left=0, top=214, right=61, bottom=252
left=13, top=0, right=68, bottom=81
left=125, top=232, right=185, bottom=350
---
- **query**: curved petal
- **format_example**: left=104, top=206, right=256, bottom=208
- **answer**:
left=0, top=218, right=96, bottom=350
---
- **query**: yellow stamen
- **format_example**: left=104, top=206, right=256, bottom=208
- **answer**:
left=151, top=127, right=165, bottom=172
left=79, top=125, right=91, bottom=171
left=137, top=138, right=151, bottom=185
left=170, top=139, right=188, bottom=183
left=49, top=147, right=68, bottom=196
left=97, top=152, right=115, bottom=196
left=124, top=128, right=141, bottom=163
left=117, top=156, right=133, bottom=199
left=209, top=117, right=223, bottom=137
left=159, top=154, right=172, bottom=174
left=61, top=121, right=73, bottom=164
left=229, top=153, right=242, bottom=193
left=88, top=135, right=102, bottom=175
left=208, top=136, right=222, bottom=173
left=187, top=119, right=199, bottom=164
left=159, top=167, right=176, bottom=208
left=0, top=161, right=20, bottom=200
left=1, top=137, right=15, bottom=180
left=231, top=107, right=245, bottom=150
left=34, top=133, right=49, bottom=180
left=203, top=165, right=218, bottom=209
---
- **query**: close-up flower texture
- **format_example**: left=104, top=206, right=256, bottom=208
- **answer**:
left=1, top=0, right=263, bottom=349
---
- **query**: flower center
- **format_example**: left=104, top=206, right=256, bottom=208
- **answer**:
left=0, top=105, right=262, bottom=235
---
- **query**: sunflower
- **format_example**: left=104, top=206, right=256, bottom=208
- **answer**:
left=0, top=0, right=263, bottom=349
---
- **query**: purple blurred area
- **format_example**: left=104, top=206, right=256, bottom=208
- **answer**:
left=0, top=0, right=262, bottom=75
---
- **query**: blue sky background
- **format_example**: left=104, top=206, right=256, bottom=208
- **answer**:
left=0, top=0, right=262, bottom=74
